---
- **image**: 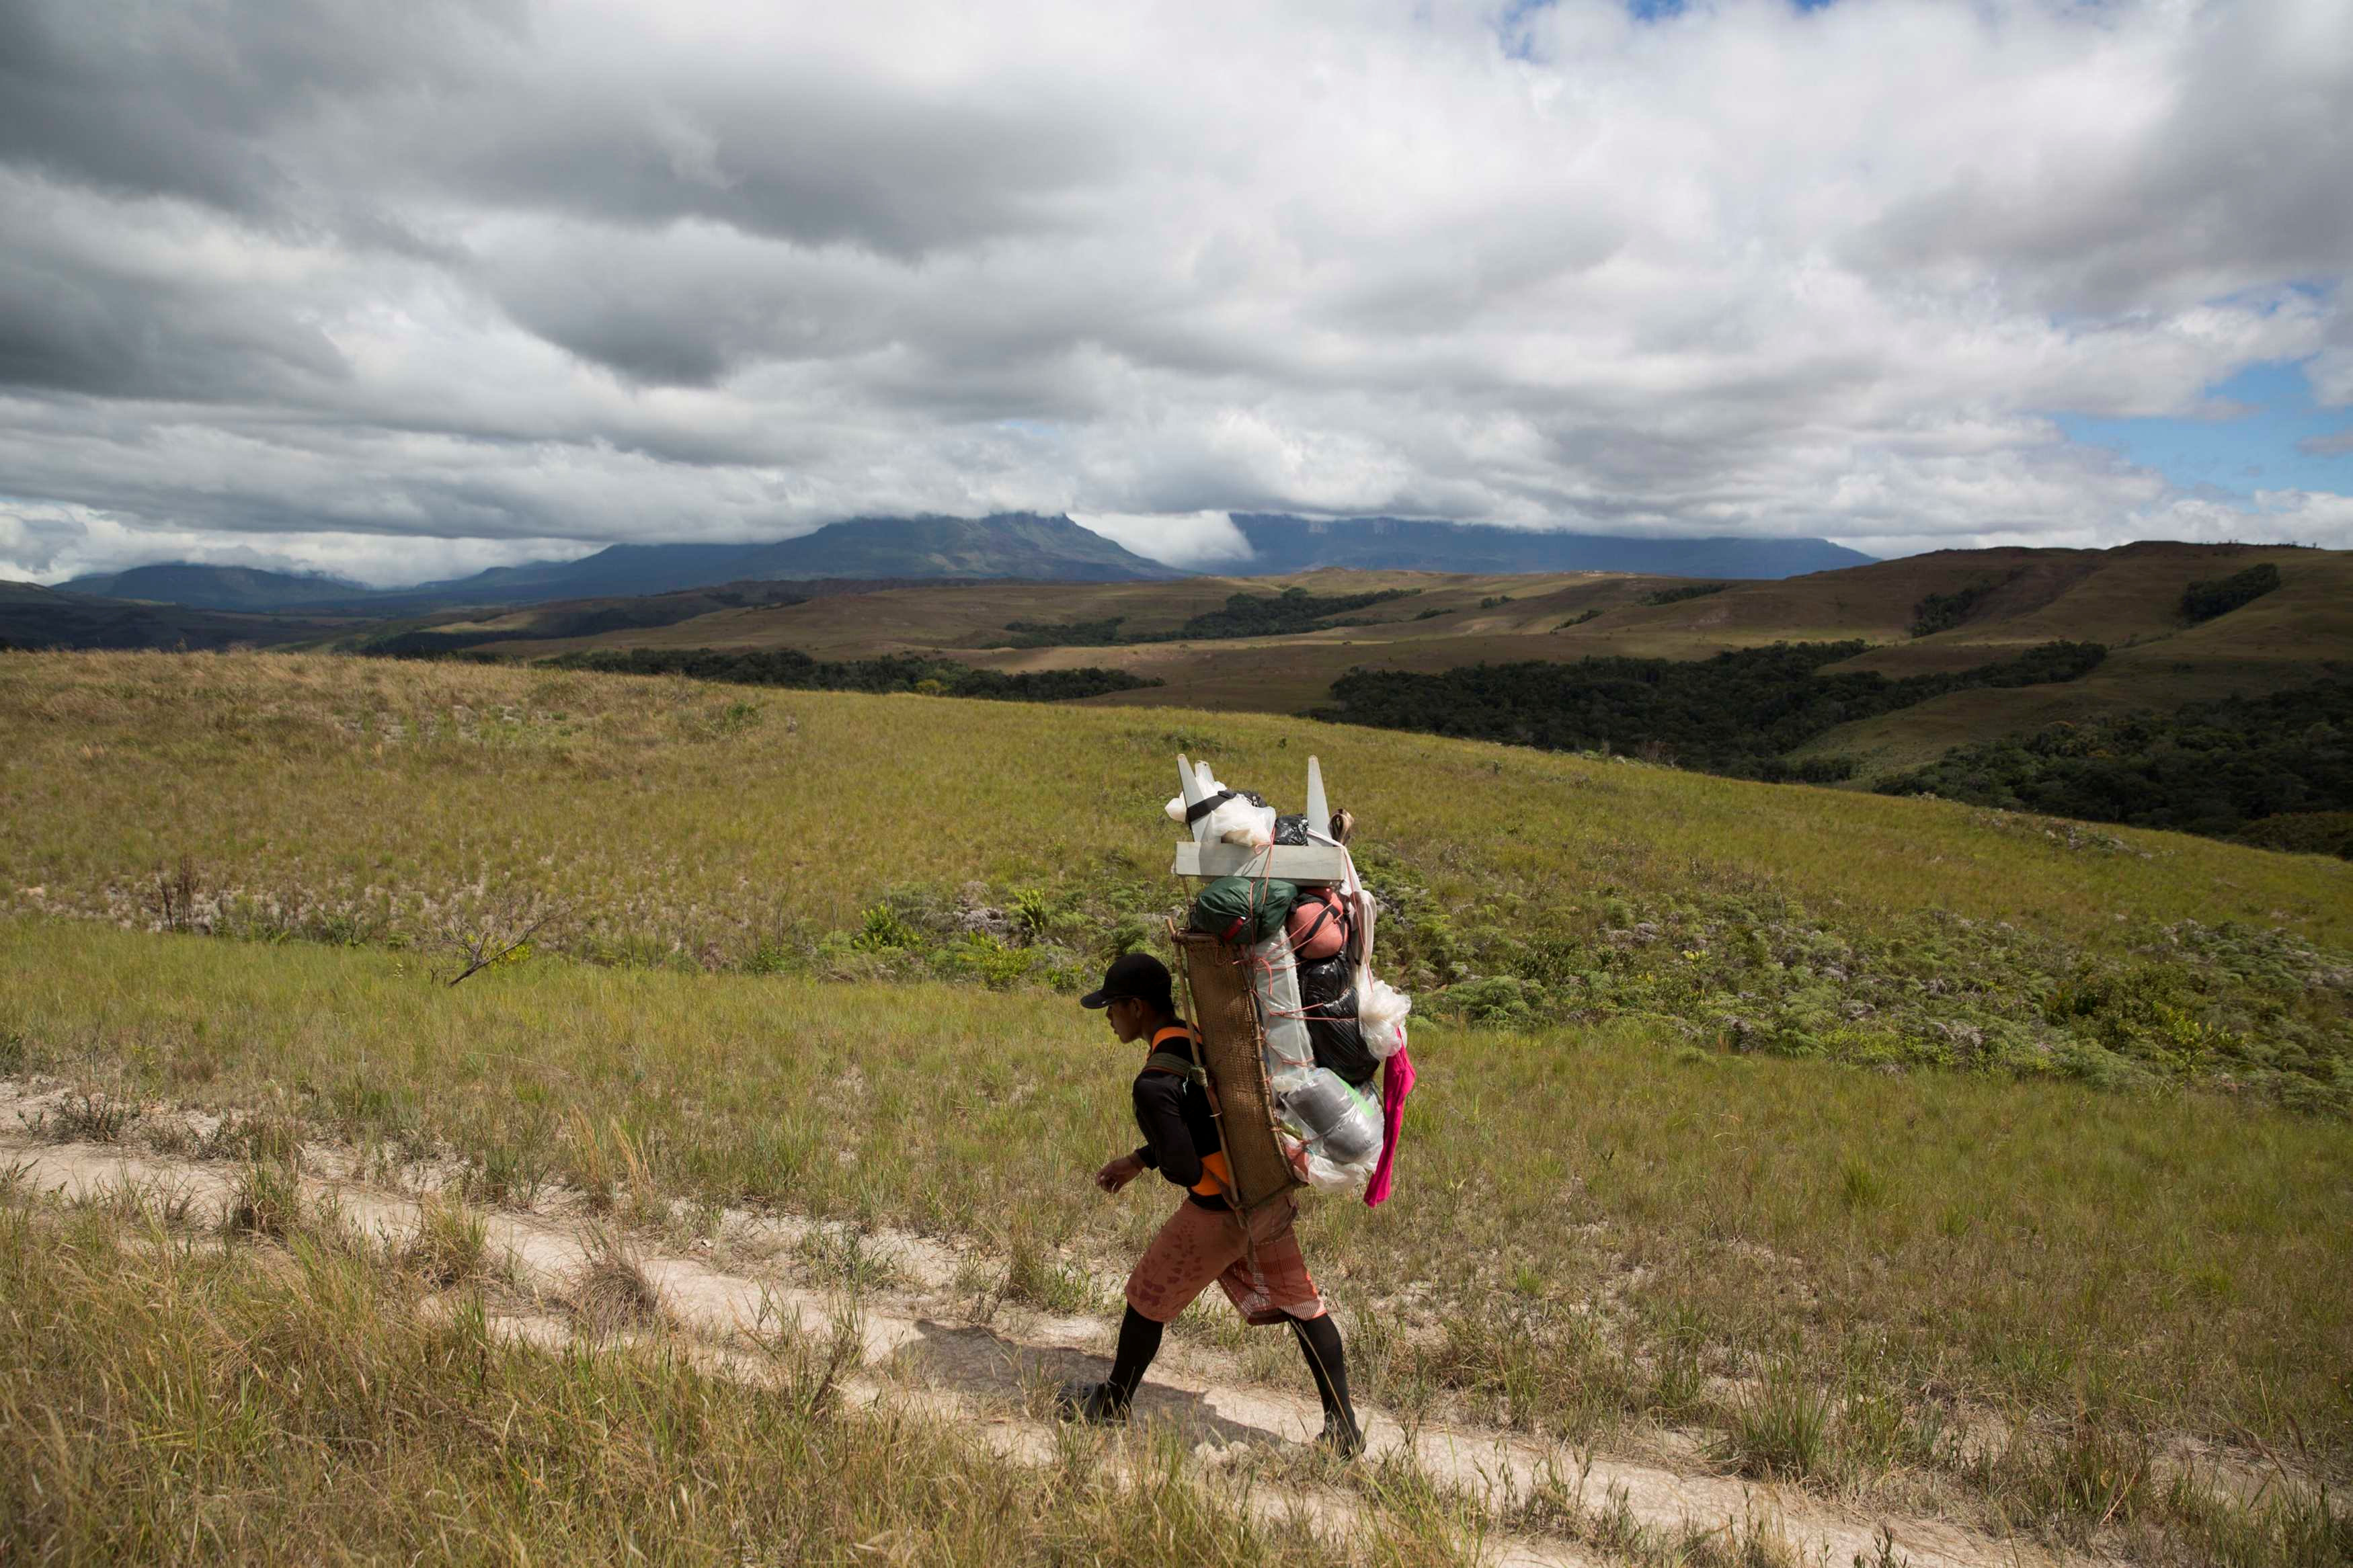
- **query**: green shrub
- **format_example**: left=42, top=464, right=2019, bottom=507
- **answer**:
left=1642, top=582, right=1728, bottom=607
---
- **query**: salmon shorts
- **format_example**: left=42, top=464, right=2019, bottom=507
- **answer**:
left=1124, top=1195, right=1326, bottom=1326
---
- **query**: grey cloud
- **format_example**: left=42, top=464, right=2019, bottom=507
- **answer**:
left=0, top=233, right=347, bottom=400
left=415, top=77, right=1113, bottom=258
left=0, top=0, right=518, bottom=218
left=2, top=0, right=2351, bottom=583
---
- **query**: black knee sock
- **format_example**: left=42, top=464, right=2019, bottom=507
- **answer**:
left=1107, top=1306, right=1164, bottom=1405
left=1289, top=1313, right=1354, bottom=1426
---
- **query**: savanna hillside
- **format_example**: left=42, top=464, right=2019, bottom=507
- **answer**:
left=4, top=649, right=2350, bottom=1565
left=403, top=541, right=2350, bottom=737
left=337, top=542, right=2353, bottom=855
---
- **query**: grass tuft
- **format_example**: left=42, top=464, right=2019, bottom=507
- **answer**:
left=22, top=1089, right=139, bottom=1144
left=572, top=1225, right=664, bottom=1331
left=796, top=1224, right=904, bottom=1294
left=1724, top=1365, right=1833, bottom=1483
left=403, top=1194, right=489, bottom=1288
left=1970, top=1409, right=2155, bottom=1543
left=1000, top=1227, right=1109, bottom=1316
left=198, top=1108, right=305, bottom=1165
left=223, top=1159, right=305, bottom=1241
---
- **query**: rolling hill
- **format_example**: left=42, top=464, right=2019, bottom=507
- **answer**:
left=16, top=538, right=2346, bottom=853
left=3, top=647, right=2348, bottom=1559
left=56, top=563, right=369, bottom=612
left=377, top=540, right=2352, bottom=850
left=446, top=541, right=2350, bottom=737
left=1225, top=514, right=1873, bottom=577
left=0, top=579, right=354, bottom=651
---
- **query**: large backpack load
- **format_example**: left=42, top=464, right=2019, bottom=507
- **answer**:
left=1162, top=754, right=1413, bottom=1202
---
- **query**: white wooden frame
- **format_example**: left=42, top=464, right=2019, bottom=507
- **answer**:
left=1170, top=753, right=1352, bottom=885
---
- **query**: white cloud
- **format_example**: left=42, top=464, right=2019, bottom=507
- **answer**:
left=1070, top=511, right=1254, bottom=569
left=1, top=0, right=2349, bottom=580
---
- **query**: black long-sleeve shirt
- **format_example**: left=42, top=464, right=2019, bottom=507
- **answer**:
left=1130, top=1025, right=1230, bottom=1210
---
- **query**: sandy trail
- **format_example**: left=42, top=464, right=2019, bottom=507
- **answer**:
left=0, top=1093, right=2063, bottom=1568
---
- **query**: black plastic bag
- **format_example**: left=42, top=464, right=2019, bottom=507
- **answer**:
left=1298, top=954, right=1352, bottom=1012
left=1296, top=954, right=1377, bottom=1085
left=1308, top=1017, right=1378, bottom=1087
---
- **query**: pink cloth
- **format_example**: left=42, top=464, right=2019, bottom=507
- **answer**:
left=1364, top=1038, right=1414, bottom=1206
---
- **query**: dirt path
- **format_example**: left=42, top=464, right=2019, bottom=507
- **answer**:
left=0, top=1088, right=2067, bottom=1568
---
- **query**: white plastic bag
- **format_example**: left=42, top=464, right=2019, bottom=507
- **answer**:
left=1289, top=1132, right=1381, bottom=1192
left=1248, top=934, right=1316, bottom=1085
left=1250, top=934, right=1384, bottom=1192
left=1359, top=977, right=1411, bottom=1061
left=1280, top=1100, right=1384, bottom=1194
left=1164, top=762, right=1275, bottom=849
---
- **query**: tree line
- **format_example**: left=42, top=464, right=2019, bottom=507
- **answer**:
left=1876, top=677, right=2352, bottom=851
left=1311, top=640, right=2108, bottom=780
left=1000, top=586, right=1415, bottom=648
left=539, top=647, right=1160, bottom=702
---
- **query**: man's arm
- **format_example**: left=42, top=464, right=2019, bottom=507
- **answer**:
left=1131, top=1074, right=1205, bottom=1189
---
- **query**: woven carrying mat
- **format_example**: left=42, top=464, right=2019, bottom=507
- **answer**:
left=1172, top=932, right=1302, bottom=1212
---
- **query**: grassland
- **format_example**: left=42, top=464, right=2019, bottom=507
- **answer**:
left=6, top=649, right=2352, bottom=1561
left=8, top=651, right=2344, bottom=949
left=6, top=922, right=2351, bottom=1549
left=426, top=544, right=2353, bottom=768
left=7, top=650, right=2348, bottom=1106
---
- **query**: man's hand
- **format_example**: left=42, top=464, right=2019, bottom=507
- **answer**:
left=1094, top=1152, right=1146, bottom=1194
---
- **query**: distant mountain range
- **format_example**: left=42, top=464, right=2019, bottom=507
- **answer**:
left=56, top=513, right=1183, bottom=612
left=1226, top=516, right=1874, bottom=577
left=34, top=511, right=1870, bottom=622
left=0, top=579, right=348, bottom=651
left=59, top=562, right=369, bottom=612
left=394, top=513, right=1185, bottom=606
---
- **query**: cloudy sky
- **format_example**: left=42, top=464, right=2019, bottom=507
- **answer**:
left=3, top=0, right=2350, bottom=585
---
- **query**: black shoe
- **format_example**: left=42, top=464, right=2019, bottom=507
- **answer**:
left=1316, top=1411, right=1365, bottom=1458
left=1054, top=1379, right=1130, bottom=1426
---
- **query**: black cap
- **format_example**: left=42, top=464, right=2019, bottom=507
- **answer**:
left=1082, top=952, right=1174, bottom=1012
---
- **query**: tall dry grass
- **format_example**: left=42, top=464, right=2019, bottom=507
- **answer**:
left=7, top=918, right=2348, bottom=1482
left=0, top=1197, right=1456, bottom=1566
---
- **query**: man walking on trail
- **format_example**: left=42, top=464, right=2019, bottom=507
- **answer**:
left=1058, top=952, right=1363, bottom=1456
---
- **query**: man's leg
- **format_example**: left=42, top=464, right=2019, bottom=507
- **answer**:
left=1063, top=1202, right=1238, bottom=1423
left=1289, top=1312, right=1362, bottom=1456
left=1212, top=1200, right=1363, bottom=1456
left=1103, top=1305, right=1164, bottom=1407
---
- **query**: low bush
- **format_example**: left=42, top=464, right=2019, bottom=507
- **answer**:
left=1641, top=583, right=1727, bottom=607
left=1002, top=586, right=1418, bottom=648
